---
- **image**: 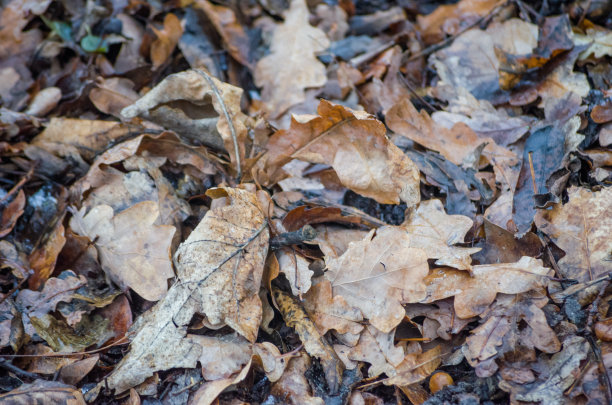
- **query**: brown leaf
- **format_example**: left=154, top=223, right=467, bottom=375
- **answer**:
left=417, top=0, right=500, bottom=44
left=464, top=293, right=560, bottom=378
left=0, top=189, right=25, bottom=238
left=150, top=13, right=183, bottom=69
left=70, top=201, right=175, bottom=302
left=121, top=70, right=247, bottom=174
left=387, top=99, right=518, bottom=191
left=498, top=336, right=588, bottom=404
left=334, top=325, right=404, bottom=378
left=195, top=0, right=252, bottom=68
left=282, top=206, right=364, bottom=231
left=402, top=199, right=480, bottom=270
left=0, top=379, right=85, bottom=405
left=303, top=278, right=364, bottom=336
left=269, top=354, right=325, bottom=405
left=595, top=319, right=612, bottom=341
left=256, top=100, right=420, bottom=206
left=591, top=102, right=612, bottom=124
left=59, top=354, right=99, bottom=385
left=383, top=345, right=442, bottom=386
left=190, top=360, right=252, bottom=405
left=423, top=256, right=552, bottom=318
left=91, top=188, right=268, bottom=396
left=32, top=118, right=132, bottom=161
left=325, top=227, right=429, bottom=332
left=89, top=77, right=139, bottom=117
left=405, top=300, right=474, bottom=341
left=28, top=222, right=66, bottom=290
left=254, top=0, right=329, bottom=118
left=535, top=186, right=612, bottom=282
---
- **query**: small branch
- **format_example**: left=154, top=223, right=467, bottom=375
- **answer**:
left=270, top=225, right=317, bottom=250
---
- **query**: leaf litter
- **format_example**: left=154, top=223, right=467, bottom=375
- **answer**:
left=0, top=0, right=612, bottom=404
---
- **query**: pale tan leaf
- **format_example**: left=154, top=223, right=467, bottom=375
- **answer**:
left=0, top=380, right=85, bottom=405
left=269, top=354, right=324, bottom=405
left=121, top=70, right=247, bottom=174
left=69, top=201, right=175, bottom=302
left=276, top=249, right=314, bottom=296
left=535, top=186, right=612, bottom=282
left=325, top=227, right=429, bottom=332
left=402, top=199, right=480, bottom=270
left=254, top=0, right=329, bottom=118
left=383, top=345, right=442, bottom=386
left=303, top=279, right=364, bottom=336
left=88, top=188, right=268, bottom=396
left=191, top=360, right=252, bottom=405
left=334, top=325, right=404, bottom=378
left=423, top=256, right=552, bottom=318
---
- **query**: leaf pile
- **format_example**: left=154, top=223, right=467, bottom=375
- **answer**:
left=1, top=0, right=612, bottom=404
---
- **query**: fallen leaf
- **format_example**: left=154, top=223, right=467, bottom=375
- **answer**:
left=498, top=336, right=588, bottom=405
left=402, top=199, right=480, bottom=270
left=0, top=379, right=85, bottom=405
left=423, top=256, right=552, bottom=318
left=535, top=186, right=612, bottom=281
left=325, top=226, right=429, bottom=332
left=334, top=325, right=404, bottom=378
left=255, top=100, right=421, bottom=206
left=464, top=292, right=560, bottom=377
left=59, top=354, right=99, bottom=385
left=0, top=189, right=25, bottom=238
left=417, top=0, right=501, bottom=44
left=195, top=0, right=252, bottom=68
left=303, top=279, right=364, bottom=336
left=383, top=345, right=442, bottom=386
left=150, top=13, right=183, bottom=69
left=89, top=187, right=268, bottom=396
left=254, top=0, right=329, bottom=118
left=121, top=70, right=248, bottom=174
left=28, top=222, right=66, bottom=289
left=387, top=99, right=519, bottom=192
left=269, top=354, right=325, bottom=405
left=31, top=313, right=112, bottom=353
left=89, top=77, right=139, bottom=117
left=190, top=359, right=252, bottom=405
left=276, top=249, right=314, bottom=296
left=69, top=201, right=175, bottom=301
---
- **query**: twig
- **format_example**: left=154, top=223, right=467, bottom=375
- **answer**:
left=194, top=69, right=242, bottom=182
left=0, top=358, right=40, bottom=379
left=397, top=73, right=439, bottom=112
left=528, top=151, right=538, bottom=195
left=270, top=225, right=317, bottom=250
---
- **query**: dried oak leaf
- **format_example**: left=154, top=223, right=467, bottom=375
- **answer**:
left=463, top=293, right=561, bottom=378
left=499, top=336, right=589, bottom=405
left=0, top=379, right=85, bottom=405
left=334, top=325, right=404, bottom=378
left=387, top=99, right=518, bottom=191
left=255, top=100, right=420, bottom=206
left=325, top=226, right=429, bottom=333
left=69, top=201, right=175, bottom=302
left=121, top=70, right=248, bottom=173
left=254, top=0, right=329, bottom=118
left=402, top=199, right=480, bottom=270
left=423, top=256, right=552, bottom=318
left=302, top=279, right=364, bottom=336
left=535, top=186, right=612, bottom=282
left=383, top=345, right=442, bottom=386
left=88, top=188, right=268, bottom=396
